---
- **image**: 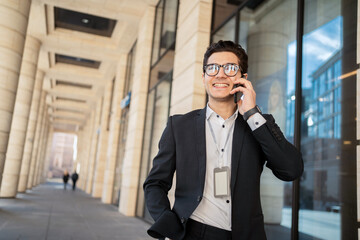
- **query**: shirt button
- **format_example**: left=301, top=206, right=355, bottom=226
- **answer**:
left=221, top=149, right=224, bottom=152
left=197, top=196, right=202, bottom=202
left=222, top=125, right=225, bottom=128
left=226, top=200, right=230, bottom=203
left=217, top=115, right=219, bottom=118
left=181, top=217, right=186, bottom=223
left=255, top=122, right=259, bottom=125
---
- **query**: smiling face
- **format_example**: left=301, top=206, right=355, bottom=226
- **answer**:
left=203, top=51, right=241, bottom=104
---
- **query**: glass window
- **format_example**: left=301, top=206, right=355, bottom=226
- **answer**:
left=231, top=0, right=298, bottom=238
left=327, top=68, right=333, bottom=90
left=151, top=0, right=164, bottom=65
left=151, top=0, right=178, bottom=65
left=137, top=0, right=178, bottom=220
left=300, top=0, right=357, bottom=239
left=160, top=0, right=177, bottom=55
left=238, top=9, right=251, bottom=50
left=136, top=89, right=155, bottom=220
left=136, top=75, right=172, bottom=220
left=212, top=15, right=236, bottom=43
left=112, top=43, right=137, bottom=206
left=212, top=0, right=241, bottom=31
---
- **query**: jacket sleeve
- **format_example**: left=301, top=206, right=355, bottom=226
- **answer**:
left=143, top=116, right=183, bottom=239
left=252, top=114, right=304, bottom=181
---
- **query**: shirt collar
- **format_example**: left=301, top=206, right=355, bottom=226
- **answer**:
left=206, top=103, right=239, bottom=121
left=206, top=103, right=215, bottom=120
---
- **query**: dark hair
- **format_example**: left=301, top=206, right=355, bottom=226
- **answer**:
left=203, top=40, right=248, bottom=75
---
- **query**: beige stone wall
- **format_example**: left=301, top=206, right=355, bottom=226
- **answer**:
left=0, top=0, right=31, bottom=187
left=78, top=113, right=94, bottom=191
left=170, top=0, right=212, bottom=115
left=76, top=130, right=85, bottom=189
left=85, top=102, right=102, bottom=194
left=101, top=55, right=126, bottom=204
left=92, top=81, right=113, bottom=198
left=119, top=6, right=155, bottom=216
left=77, top=126, right=85, bottom=190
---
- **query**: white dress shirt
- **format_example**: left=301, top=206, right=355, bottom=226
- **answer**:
left=190, top=104, right=266, bottom=230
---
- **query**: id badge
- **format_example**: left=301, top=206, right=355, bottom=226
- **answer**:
left=213, top=166, right=230, bottom=198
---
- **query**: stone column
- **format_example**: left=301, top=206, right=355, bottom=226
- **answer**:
left=119, top=6, right=154, bottom=216
left=247, top=31, right=288, bottom=224
left=35, top=120, right=49, bottom=185
left=0, top=35, right=41, bottom=197
left=92, top=81, right=113, bottom=197
left=101, top=55, right=126, bottom=203
left=170, top=0, right=212, bottom=115
left=32, top=110, right=47, bottom=187
left=77, top=129, right=85, bottom=190
left=0, top=0, right=32, bottom=186
left=27, top=91, right=45, bottom=189
left=78, top=115, right=93, bottom=190
left=40, top=126, right=53, bottom=183
left=85, top=102, right=101, bottom=194
left=18, top=70, right=44, bottom=192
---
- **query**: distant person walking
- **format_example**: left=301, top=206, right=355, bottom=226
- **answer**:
left=62, top=170, right=70, bottom=190
left=71, top=171, right=79, bottom=191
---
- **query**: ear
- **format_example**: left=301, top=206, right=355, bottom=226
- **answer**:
left=202, top=72, right=205, bottom=84
left=243, top=73, right=248, bottom=79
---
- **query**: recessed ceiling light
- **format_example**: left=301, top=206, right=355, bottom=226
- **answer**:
left=82, top=18, right=89, bottom=24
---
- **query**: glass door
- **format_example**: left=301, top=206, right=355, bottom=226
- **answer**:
left=136, top=72, right=172, bottom=222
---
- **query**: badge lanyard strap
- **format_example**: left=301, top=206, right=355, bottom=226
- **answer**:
left=207, top=119, right=234, bottom=168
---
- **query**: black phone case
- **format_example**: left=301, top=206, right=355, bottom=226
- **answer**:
left=234, top=84, right=243, bottom=103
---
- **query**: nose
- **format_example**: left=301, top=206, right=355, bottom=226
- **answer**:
left=217, top=66, right=227, bottom=77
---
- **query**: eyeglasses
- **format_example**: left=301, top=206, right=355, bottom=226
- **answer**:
left=203, top=63, right=240, bottom=77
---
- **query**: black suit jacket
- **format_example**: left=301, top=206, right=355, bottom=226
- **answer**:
left=143, top=107, right=303, bottom=240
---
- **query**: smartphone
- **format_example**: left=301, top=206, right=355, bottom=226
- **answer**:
left=234, top=75, right=245, bottom=103
left=233, top=85, right=243, bottom=103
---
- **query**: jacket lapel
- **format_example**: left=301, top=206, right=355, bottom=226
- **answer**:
left=195, top=107, right=206, bottom=192
left=230, top=115, right=246, bottom=194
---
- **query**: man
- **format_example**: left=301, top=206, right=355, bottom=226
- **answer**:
left=143, top=40, right=303, bottom=240
left=62, top=170, right=70, bottom=190
left=71, top=171, right=79, bottom=191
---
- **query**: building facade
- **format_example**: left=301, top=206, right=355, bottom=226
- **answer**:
left=0, top=0, right=359, bottom=239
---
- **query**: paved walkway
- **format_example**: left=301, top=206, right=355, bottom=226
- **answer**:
left=0, top=179, right=152, bottom=240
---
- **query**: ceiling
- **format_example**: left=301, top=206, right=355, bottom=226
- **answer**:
left=27, top=0, right=152, bottom=132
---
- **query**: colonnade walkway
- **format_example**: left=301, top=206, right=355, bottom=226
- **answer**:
left=0, top=179, right=152, bottom=240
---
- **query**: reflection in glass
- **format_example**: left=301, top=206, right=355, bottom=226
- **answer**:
left=136, top=90, right=155, bottom=220
left=160, top=0, right=177, bottom=55
left=299, top=0, right=357, bottom=238
left=212, top=0, right=241, bottom=31
left=136, top=74, right=172, bottom=221
left=151, top=0, right=178, bottom=66
left=300, top=12, right=343, bottom=240
left=212, top=16, right=236, bottom=43
left=151, top=0, right=164, bottom=65
left=235, top=0, right=298, bottom=238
